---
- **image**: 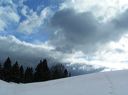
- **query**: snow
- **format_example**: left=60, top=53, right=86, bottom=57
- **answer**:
left=0, top=70, right=128, bottom=95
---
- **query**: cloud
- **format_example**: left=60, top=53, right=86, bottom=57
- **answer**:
left=18, top=7, right=52, bottom=34
left=113, top=9, right=128, bottom=30
left=1, top=0, right=128, bottom=70
left=0, top=35, right=91, bottom=68
left=89, top=35, right=128, bottom=69
left=61, top=0, right=120, bottom=21
left=0, top=36, right=105, bottom=75
left=0, top=0, right=20, bottom=31
left=49, top=8, right=128, bottom=54
left=0, top=0, right=54, bottom=35
left=50, top=9, right=100, bottom=53
left=0, top=35, right=56, bottom=66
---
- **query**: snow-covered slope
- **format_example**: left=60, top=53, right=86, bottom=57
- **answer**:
left=0, top=70, right=128, bottom=95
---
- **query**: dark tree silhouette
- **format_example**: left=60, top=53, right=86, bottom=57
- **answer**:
left=34, top=59, right=50, bottom=82
left=11, top=61, right=20, bottom=83
left=42, top=59, right=49, bottom=71
left=3, top=57, right=12, bottom=81
left=0, top=63, right=1, bottom=69
left=20, top=65, right=24, bottom=83
left=51, top=64, right=69, bottom=79
left=64, top=69, right=69, bottom=77
left=42, top=59, right=50, bottom=80
left=0, top=63, right=2, bottom=79
left=0, top=57, right=70, bottom=83
left=34, top=60, right=44, bottom=82
left=3, top=57, right=12, bottom=71
left=24, top=67, right=34, bottom=83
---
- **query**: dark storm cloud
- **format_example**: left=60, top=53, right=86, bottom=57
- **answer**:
left=113, top=9, right=128, bottom=30
left=50, top=8, right=128, bottom=53
left=0, top=36, right=104, bottom=74
left=0, top=36, right=58, bottom=66
left=1, top=8, right=128, bottom=66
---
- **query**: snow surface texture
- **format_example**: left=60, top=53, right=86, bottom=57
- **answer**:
left=0, top=70, right=128, bottom=95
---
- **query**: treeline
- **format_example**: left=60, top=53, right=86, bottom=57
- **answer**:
left=0, top=57, right=70, bottom=83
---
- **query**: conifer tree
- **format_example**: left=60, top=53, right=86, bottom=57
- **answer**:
left=3, top=57, right=12, bottom=71
left=51, top=64, right=69, bottom=79
left=11, top=61, right=20, bottom=83
left=0, top=63, right=2, bottom=79
left=0, top=57, right=70, bottom=83
left=20, top=65, right=24, bottom=83
left=34, top=60, right=44, bottom=82
left=25, top=67, right=33, bottom=83
left=0, top=63, right=1, bottom=69
left=3, top=57, right=12, bottom=81
left=42, top=59, right=50, bottom=80
left=34, top=59, right=50, bottom=82
left=64, top=69, right=69, bottom=77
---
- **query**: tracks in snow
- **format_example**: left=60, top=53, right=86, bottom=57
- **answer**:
left=103, top=72, right=115, bottom=95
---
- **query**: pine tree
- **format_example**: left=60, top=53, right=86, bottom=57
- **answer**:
left=3, top=57, right=12, bottom=81
left=51, top=64, right=69, bottom=79
left=34, top=60, right=44, bottom=82
left=24, top=67, right=33, bottom=83
left=0, top=63, right=4, bottom=80
left=64, top=69, right=68, bottom=77
left=3, top=57, right=12, bottom=71
left=11, top=61, right=20, bottom=83
left=42, top=59, right=50, bottom=80
left=0, top=57, right=70, bottom=83
left=42, top=59, right=49, bottom=71
left=0, top=63, right=1, bottom=70
left=34, top=59, right=50, bottom=82
left=0, top=63, right=2, bottom=79
left=20, top=65, right=24, bottom=83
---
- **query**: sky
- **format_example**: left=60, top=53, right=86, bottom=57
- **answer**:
left=1, top=0, right=128, bottom=69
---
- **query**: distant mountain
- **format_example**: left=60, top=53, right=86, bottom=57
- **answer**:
left=65, top=63, right=105, bottom=76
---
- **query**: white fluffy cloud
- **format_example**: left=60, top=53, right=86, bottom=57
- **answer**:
left=87, top=35, right=128, bottom=69
left=0, top=6, right=20, bottom=31
left=0, top=0, right=53, bottom=34
left=61, top=0, right=128, bottom=21
left=18, top=6, right=53, bottom=34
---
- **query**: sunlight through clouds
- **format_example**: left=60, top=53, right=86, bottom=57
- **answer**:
left=90, top=35, right=128, bottom=69
left=1, top=0, right=128, bottom=70
left=61, top=0, right=128, bottom=21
